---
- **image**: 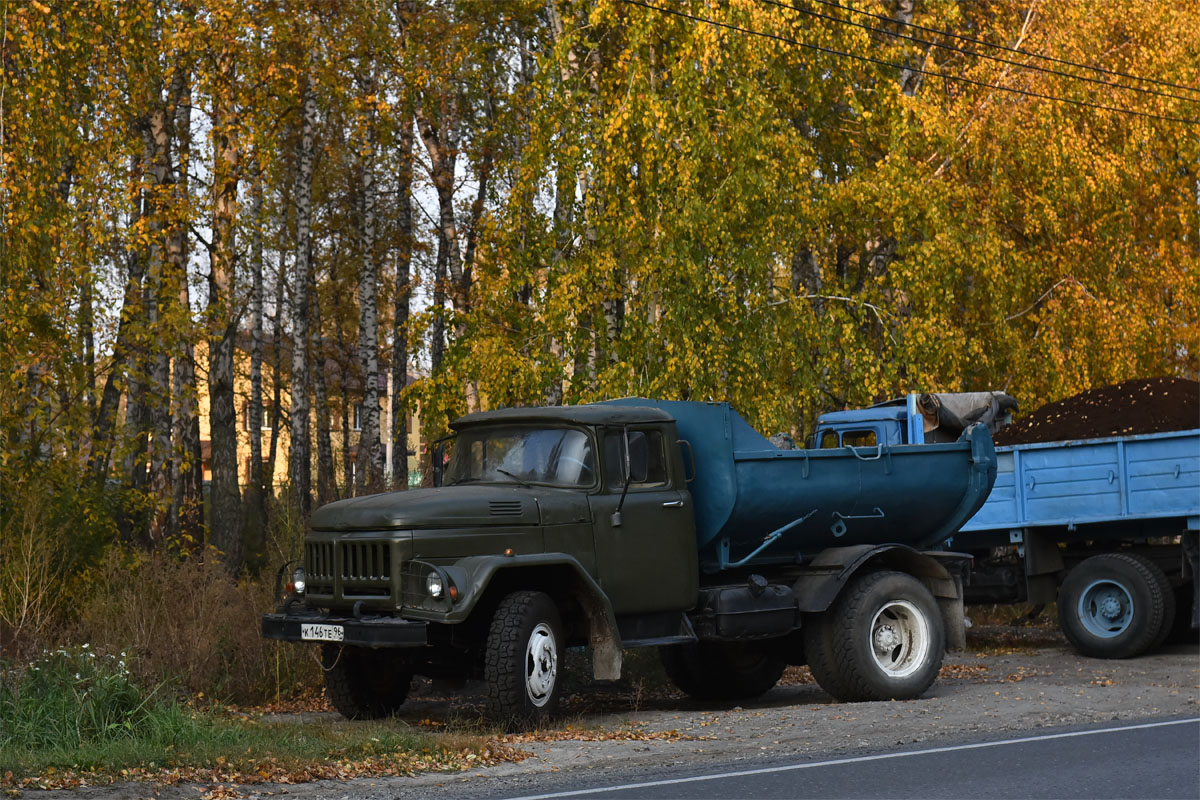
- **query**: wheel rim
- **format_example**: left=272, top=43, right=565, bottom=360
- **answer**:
left=869, top=599, right=931, bottom=679
left=525, top=622, right=558, bottom=707
left=1077, top=579, right=1134, bottom=638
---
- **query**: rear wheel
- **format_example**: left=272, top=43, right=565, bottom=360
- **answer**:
left=804, top=570, right=945, bottom=702
left=322, top=645, right=413, bottom=720
left=1058, top=553, right=1168, bottom=658
left=660, top=641, right=786, bottom=701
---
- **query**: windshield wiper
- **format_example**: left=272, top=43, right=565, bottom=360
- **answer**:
left=496, top=468, right=531, bottom=487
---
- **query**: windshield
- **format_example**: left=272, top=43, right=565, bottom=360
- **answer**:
left=445, top=426, right=597, bottom=489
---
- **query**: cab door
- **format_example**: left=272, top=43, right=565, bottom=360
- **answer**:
left=588, top=426, right=698, bottom=615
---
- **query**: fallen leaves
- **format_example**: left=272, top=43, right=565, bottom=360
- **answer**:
left=938, top=663, right=990, bottom=681
left=499, top=722, right=696, bottom=745
left=0, top=743, right=531, bottom=794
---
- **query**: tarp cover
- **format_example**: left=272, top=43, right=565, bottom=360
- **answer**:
left=919, top=392, right=1019, bottom=442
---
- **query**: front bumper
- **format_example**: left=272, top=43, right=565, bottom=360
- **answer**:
left=261, top=606, right=429, bottom=648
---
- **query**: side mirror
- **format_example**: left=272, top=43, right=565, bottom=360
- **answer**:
left=626, top=431, right=649, bottom=483
left=431, top=434, right=455, bottom=487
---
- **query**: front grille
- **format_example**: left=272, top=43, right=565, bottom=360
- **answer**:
left=304, top=539, right=394, bottom=601
left=306, top=542, right=335, bottom=583
left=342, top=541, right=391, bottom=580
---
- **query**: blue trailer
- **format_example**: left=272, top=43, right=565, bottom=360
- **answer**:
left=814, top=394, right=1200, bottom=659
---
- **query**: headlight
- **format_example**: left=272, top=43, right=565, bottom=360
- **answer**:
left=291, top=567, right=306, bottom=595
left=426, top=571, right=444, bottom=598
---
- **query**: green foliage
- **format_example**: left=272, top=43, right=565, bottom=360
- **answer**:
left=0, top=466, right=119, bottom=657
left=0, top=645, right=166, bottom=754
left=0, top=646, right=479, bottom=780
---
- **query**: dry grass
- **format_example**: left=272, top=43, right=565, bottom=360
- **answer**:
left=75, top=549, right=320, bottom=704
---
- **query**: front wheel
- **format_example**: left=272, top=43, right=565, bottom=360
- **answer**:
left=321, top=645, right=413, bottom=720
left=1058, top=553, right=1169, bottom=658
left=484, top=591, right=564, bottom=728
left=804, top=570, right=945, bottom=702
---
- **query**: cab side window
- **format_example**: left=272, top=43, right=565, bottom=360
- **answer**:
left=841, top=429, right=877, bottom=447
left=603, top=429, right=669, bottom=489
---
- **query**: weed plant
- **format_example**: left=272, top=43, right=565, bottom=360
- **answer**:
left=0, top=646, right=484, bottom=780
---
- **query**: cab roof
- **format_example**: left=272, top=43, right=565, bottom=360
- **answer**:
left=451, top=403, right=674, bottom=430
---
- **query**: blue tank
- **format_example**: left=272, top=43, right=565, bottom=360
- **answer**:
left=604, top=399, right=997, bottom=572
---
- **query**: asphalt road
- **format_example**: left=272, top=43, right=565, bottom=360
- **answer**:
left=495, top=717, right=1200, bottom=800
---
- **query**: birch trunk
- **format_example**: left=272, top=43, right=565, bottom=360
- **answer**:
left=390, top=122, right=413, bottom=489
left=416, top=103, right=458, bottom=373
left=145, top=69, right=187, bottom=543
left=290, top=73, right=319, bottom=516
left=311, top=273, right=337, bottom=506
left=244, top=163, right=267, bottom=558
left=355, top=71, right=385, bottom=493
left=208, top=58, right=243, bottom=571
left=91, top=154, right=147, bottom=480
left=264, top=250, right=287, bottom=499
left=170, top=84, right=202, bottom=544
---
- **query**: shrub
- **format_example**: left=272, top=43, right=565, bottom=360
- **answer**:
left=0, top=469, right=117, bottom=660
left=76, top=548, right=319, bottom=705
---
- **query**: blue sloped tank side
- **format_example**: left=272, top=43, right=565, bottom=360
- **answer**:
left=603, top=398, right=997, bottom=571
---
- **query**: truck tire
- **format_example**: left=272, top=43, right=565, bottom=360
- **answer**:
left=1058, top=553, right=1169, bottom=658
left=804, top=570, right=945, bottom=702
left=1136, top=556, right=1177, bottom=649
left=485, top=591, right=564, bottom=728
left=659, top=642, right=786, bottom=701
left=321, top=644, right=413, bottom=720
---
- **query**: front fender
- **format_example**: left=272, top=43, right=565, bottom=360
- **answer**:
left=413, top=553, right=624, bottom=681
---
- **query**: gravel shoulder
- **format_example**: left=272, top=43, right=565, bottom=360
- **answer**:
left=27, top=626, right=1196, bottom=800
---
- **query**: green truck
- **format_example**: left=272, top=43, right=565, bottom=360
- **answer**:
left=263, top=399, right=997, bottom=726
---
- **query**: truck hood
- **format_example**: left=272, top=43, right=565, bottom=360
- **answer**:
left=308, top=485, right=586, bottom=531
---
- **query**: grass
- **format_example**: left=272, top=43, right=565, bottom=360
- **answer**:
left=0, top=647, right=512, bottom=787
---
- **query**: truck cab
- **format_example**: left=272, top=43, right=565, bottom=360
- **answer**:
left=813, top=392, right=1017, bottom=448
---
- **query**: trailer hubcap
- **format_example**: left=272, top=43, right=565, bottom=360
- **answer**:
left=870, top=600, right=930, bottom=679
left=1077, top=580, right=1134, bottom=638
left=525, top=623, right=558, bottom=707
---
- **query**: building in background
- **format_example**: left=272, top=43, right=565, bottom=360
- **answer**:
left=194, top=336, right=423, bottom=494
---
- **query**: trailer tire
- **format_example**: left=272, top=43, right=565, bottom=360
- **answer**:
left=321, top=645, right=413, bottom=720
left=659, top=642, right=786, bottom=701
left=1058, top=553, right=1168, bottom=659
left=1163, top=581, right=1198, bottom=644
left=485, top=591, right=564, bottom=728
left=804, top=570, right=944, bottom=702
left=1135, top=556, right=1177, bottom=650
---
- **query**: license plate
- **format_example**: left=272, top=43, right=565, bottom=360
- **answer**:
left=301, top=623, right=344, bottom=642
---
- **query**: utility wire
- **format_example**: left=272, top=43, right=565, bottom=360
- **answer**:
left=799, top=0, right=1200, bottom=96
left=751, top=0, right=1200, bottom=105
left=616, top=0, right=1200, bottom=126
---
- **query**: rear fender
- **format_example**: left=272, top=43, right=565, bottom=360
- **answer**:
left=793, top=544, right=971, bottom=650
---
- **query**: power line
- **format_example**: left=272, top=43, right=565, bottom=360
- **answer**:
left=798, top=0, right=1200, bottom=97
left=751, top=0, right=1200, bottom=106
left=616, top=0, right=1200, bottom=126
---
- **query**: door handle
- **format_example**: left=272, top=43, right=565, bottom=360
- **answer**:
left=662, top=500, right=684, bottom=508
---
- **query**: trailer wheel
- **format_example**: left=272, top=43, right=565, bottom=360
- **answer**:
left=321, top=645, right=413, bottom=720
left=484, top=591, right=564, bottom=728
left=659, top=642, right=786, bottom=701
left=804, top=570, right=945, bottom=702
left=1137, top=556, right=1177, bottom=649
left=1058, top=553, right=1169, bottom=658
